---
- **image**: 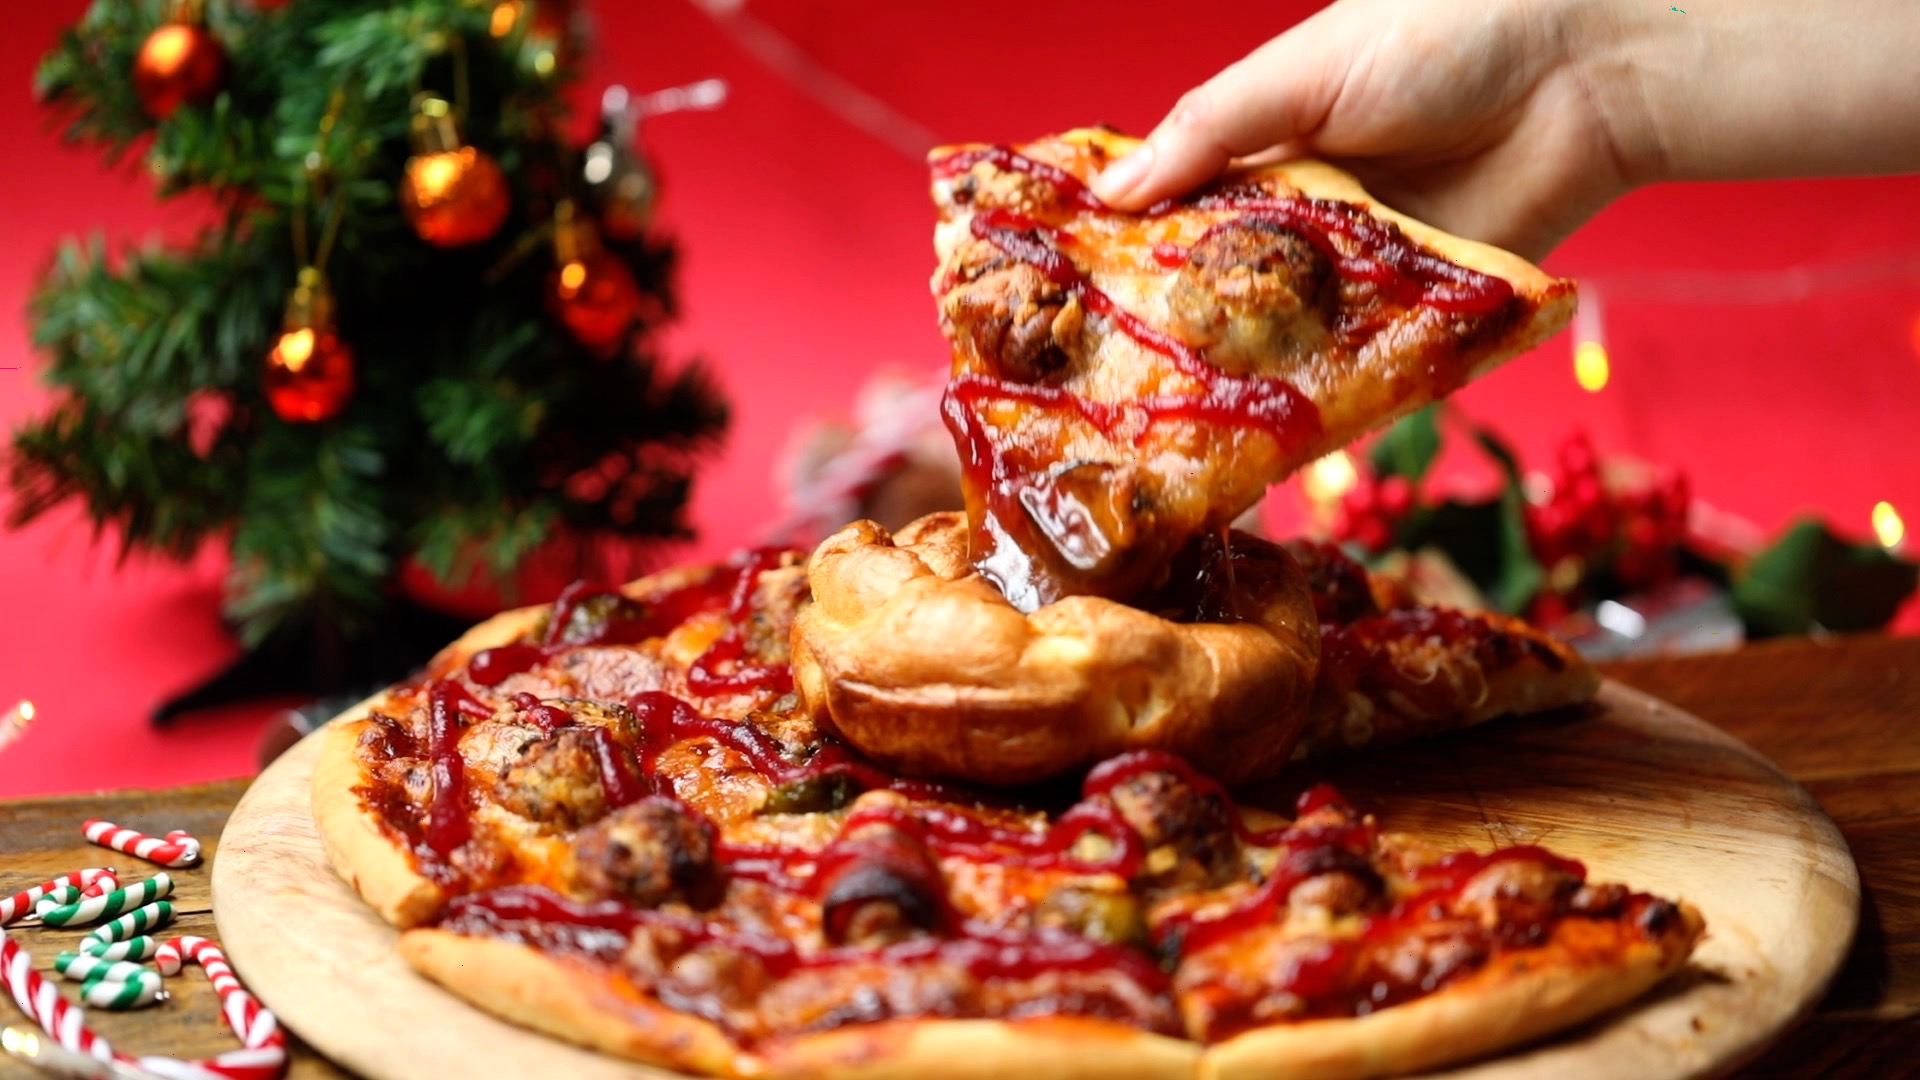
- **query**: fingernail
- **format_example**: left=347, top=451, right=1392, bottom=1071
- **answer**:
left=1093, top=144, right=1155, bottom=202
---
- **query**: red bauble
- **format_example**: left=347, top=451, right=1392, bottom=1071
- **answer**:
left=549, top=251, right=644, bottom=355
left=132, top=22, right=228, bottom=120
left=264, top=327, right=355, bottom=422
left=399, top=147, right=511, bottom=248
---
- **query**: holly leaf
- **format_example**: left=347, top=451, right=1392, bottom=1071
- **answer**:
left=1733, top=519, right=1919, bottom=636
left=1395, top=492, right=1544, bottom=615
left=1369, top=406, right=1441, bottom=482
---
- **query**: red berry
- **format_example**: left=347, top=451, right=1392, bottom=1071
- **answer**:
left=1377, top=475, right=1415, bottom=517
left=1354, top=516, right=1393, bottom=553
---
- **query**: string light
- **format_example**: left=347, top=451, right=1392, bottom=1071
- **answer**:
left=1872, top=500, right=1905, bottom=549
left=0, top=700, right=37, bottom=756
left=1573, top=340, right=1610, bottom=393
left=1302, top=450, right=1359, bottom=503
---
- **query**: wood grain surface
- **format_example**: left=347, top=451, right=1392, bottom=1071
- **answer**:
left=3, top=633, right=1914, bottom=1079
left=206, top=680, right=1853, bottom=1080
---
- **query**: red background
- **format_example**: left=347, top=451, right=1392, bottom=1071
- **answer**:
left=3, top=1, right=1918, bottom=798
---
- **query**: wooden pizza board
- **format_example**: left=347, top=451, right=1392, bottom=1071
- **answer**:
left=213, top=681, right=1858, bottom=1080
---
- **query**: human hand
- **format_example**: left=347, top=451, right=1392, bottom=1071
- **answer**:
left=1090, top=0, right=1642, bottom=261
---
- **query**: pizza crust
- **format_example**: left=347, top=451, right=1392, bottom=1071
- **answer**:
left=401, top=928, right=1201, bottom=1080
left=311, top=713, right=446, bottom=928
left=1197, top=901, right=1706, bottom=1080
left=401, top=928, right=745, bottom=1077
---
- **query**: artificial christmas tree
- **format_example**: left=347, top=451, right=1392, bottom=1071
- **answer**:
left=12, top=0, right=729, bottom=719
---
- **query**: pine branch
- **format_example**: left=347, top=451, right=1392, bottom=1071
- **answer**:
left=13, top=0, right=733, bottom=649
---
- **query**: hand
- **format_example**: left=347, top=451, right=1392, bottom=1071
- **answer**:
left=1090, top=0, right=1640, bottom=261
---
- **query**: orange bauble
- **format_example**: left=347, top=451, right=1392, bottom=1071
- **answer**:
left=549, top=250, right=644, bottom=356
left=399, top=147, right=511, bottom=248
left=132, top=22, right=228, bottom=119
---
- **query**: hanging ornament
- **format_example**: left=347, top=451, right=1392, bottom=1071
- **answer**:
left=398, top=95, right=511, bottom=248
left=132, top=1, right=228, bottom=120
left=548, top=200, right=644, bottom=357
left=582, top=86, right=658, bottom=241
left=263, top=268, right=355, bottom=423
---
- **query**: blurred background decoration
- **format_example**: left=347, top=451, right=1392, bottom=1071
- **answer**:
left=3, top=0, right=1918, bottom=796
left=9, top=0, right=731, bottom=719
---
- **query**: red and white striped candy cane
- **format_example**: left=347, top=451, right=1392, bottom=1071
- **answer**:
left=80, top=869, right=120, bottom=899
left=1, top=931, right=116, bottom=1062
left=147, top=936, right=286, bottom=1080
left=82, top=819, right=201, bottom=868
left=2, top=928, right=286, bottom=1080
left=0, top=870, right=115, bottom=925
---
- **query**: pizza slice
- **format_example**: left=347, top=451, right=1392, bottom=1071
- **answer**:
left=932, top=129, right=1575, bottom=610
left=1284, top=539, right=1601, bottom=760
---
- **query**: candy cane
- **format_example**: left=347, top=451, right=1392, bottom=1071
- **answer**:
left=87, top=901, right=175, bottom=944
left=82, top=820, right=201, bottom=869
left=31, top=885, right=84, bottom=916
left=0, top=870, right=115, bottom=925
left=149, top=936, right=286, bottom=1080
left=81, top=870, right=119, bottom=899
left=3, top=928, right=287, bottom=1080
left=54, top=952, right=155, bottom=985
left=75, top=974, right=167, bottom=1011
left=38, top=873, right=173, bottom=928
left=80, top=935, right=160, bottom=961
left=0, top=932, right=114, bottom=1061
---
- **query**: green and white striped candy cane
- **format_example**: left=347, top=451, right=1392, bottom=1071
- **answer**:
left=85, top=899, right=174, bottom=944
left=53, top=951, right=154, bottom=984
left=28, top=884, right=83, bottom=916
left=77, top=971, right=166, bottom=1010
left=38, top=872, right=173, bottom=928
left=79, top=934, right=160, bottom=961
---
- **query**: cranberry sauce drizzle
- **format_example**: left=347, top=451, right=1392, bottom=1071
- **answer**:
left=686, top=546, right=796, bottom=697
left=466, top=572, right=737, bottom=687
left=627, top=690, right=975, bottom=805
left=964, top=208, right=1321, bottom=445
left=1191, top=193, right=1513, bottom=315
left=929, top=146, right=1104, bottom=211
left=425, top=681, right=485, bottom=857
left=446, top=883, right=1169, bottom=994
left=588, top=726, right=647, bottom=809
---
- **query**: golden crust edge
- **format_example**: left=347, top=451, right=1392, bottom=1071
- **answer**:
left=1198, top=900, right=1707, bottom=1080
left=311, top=715, right=446, bottom=929
left=401, top=928, right=1201, bottom=1080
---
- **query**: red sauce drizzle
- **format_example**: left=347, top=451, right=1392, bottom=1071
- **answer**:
left=587, top=725, right=647, bottom=809
left=467, top=571, right=739, bottom=687
left=686, top=547, right=796, bottom=697
left=468, top=643, right=543, bottom=687
left=930, top=146, right=1104, bottom=211
left=425, top=681, right=481, bottom=857
left=627, top=691, right=982, bottom=807
left=1191, top=193, right=1513, bottom=315
left=444, top=884, right=1169, bottom=993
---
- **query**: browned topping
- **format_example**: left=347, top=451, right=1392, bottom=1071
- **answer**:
left=570, top=797, right=721, bottom=908
left=493, top=727, right=611, bottom=831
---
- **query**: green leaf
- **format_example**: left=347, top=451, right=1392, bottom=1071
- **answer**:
left=1733, top=519, right=1919, bottom=636
left=1368, top=405, right=1441, bottom=482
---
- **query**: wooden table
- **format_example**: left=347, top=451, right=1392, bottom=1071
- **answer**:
left=1, top=634, right=1914, bottom=1079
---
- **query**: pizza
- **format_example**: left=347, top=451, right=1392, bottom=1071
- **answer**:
left=930, top=129, right=1576, bottom=611
left=314, top=545, right=1699, bottom=1080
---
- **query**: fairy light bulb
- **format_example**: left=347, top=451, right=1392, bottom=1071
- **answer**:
left=1872, top=501, right=1905, bottom=549
left=1303, top=450, right=1359, bottom=504
left=1573, top=341, right=1610, bottom=393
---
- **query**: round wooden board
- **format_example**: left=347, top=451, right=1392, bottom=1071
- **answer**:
left=215, top=681, right=1858, bottom=1080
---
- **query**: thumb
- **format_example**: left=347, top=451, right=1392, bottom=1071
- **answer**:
left=1093, top=31, right=1342, bottom=210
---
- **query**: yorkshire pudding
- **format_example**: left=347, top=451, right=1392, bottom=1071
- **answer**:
left=789, top=512, right=1319, bottom=787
